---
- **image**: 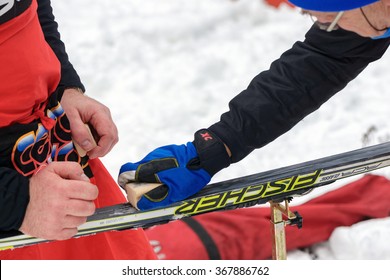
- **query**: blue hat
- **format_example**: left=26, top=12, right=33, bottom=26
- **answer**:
left=288, top=0, right=379, bottom=12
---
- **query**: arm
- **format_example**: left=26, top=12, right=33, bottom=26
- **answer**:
left=119, top=26, right=390, bottom=210
left=209, top=25, right=390, bottom=162
left=37, top=0, right=118, bottom=158
left=37, top=0, right=85, bottom=91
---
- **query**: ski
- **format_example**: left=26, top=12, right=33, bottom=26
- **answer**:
left=2, top=141, right=390, bottom=251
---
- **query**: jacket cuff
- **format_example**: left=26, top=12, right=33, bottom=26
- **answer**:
left=191, top=129, right=231, bottom=176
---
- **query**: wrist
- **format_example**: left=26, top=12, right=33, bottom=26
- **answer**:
left=64, top=86, right=84, bottom=95
left=189, top=129, right=231, bottom=176
left=223, top=143, right=232, bottom=158
left=56, top=86, right=84, bottom=103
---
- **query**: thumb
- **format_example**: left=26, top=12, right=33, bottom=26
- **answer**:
left=72, top=123, right=97, bottom=156
left=49, top=162, right=90, bottom=181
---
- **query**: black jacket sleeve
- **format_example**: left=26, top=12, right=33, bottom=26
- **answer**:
left=209, top=25, right=390, bottom=163
left=37, top=0, right=85, bottom=92
left=0, top=169, right=30, bottom=231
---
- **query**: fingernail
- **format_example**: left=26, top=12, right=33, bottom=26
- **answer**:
left=82, top=140, right=92, bottom=150
left=81, top=173, right=90, bottom=182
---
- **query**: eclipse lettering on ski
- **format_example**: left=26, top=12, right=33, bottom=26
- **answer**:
left=175, top=169, right=323, bottom=215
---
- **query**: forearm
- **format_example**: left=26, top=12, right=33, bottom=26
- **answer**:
left=0, top=168, right=30, bottom=231
left=209, top=26, right=390, bottom=163
left=37, top=0, right=85, bottom=91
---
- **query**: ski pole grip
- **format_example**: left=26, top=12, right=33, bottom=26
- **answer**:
left=124, top=182, right=163, bottom=209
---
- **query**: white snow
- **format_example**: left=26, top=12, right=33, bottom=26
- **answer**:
left=51, top=0, right=390, bottom=260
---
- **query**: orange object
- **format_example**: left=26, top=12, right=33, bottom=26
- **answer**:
left=264, top=0, right=295, bottom=8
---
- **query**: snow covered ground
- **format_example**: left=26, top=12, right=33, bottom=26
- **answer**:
left=51, top=0, right=390, bottom=260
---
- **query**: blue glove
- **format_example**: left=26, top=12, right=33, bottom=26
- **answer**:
left=118, top=129, right=231, bottom=210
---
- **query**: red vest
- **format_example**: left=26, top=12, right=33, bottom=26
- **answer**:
left=0, top=0, right=60, bottom=128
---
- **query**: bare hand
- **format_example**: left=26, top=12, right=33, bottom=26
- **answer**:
left=61, top=88, right=118, bottom=158
left=19, top=162, right=99, bottom=240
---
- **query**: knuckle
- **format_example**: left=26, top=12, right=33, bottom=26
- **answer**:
left=102, top=104, right=111, bottom=114
left=78, top=200, right=96, bottom=216
left=45, top=226, right=62, bottom=240
left=112, top=133, right=119, bottom=144
left=59, top=229, right=77, bottom=240
left=78, top=216, right=88, bottom=225
left=67, top=161, right=83, bottom=172
left=86, top=202, right=96, bottom=215
left=88, top=184, right=99, bottom=200
left=70, top=216, right=87, bottom=227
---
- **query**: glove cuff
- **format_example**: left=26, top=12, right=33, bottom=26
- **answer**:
left=189, top=129, right=231, bottom=176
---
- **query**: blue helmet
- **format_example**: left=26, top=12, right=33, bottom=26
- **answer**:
left=288, top=0, right=379, bottom=12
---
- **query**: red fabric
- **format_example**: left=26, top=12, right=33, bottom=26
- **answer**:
left=146, top=175, right=390, bottom=259
left=0, top=159, right=156, bottom=260
left=0, top=0, right=60, bottom=128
